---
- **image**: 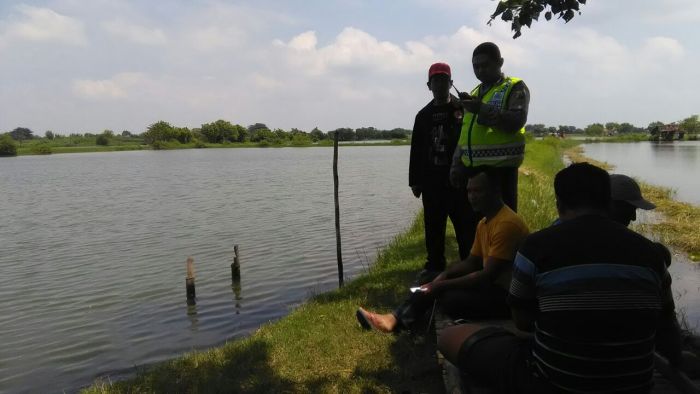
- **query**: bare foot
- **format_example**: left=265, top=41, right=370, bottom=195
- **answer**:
left=357, top=307, right=397, bottom=333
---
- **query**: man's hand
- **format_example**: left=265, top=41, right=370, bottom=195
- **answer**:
left=450, top=165, right=466, bottom=188
left=411, top=185, right=422, bottom=198
left=458, top=92, right=480, bottom=113
left=421, top=274, right=449, bottom=295
left=432, top=272, right=447, bottom=284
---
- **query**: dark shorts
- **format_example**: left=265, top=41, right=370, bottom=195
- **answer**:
left=457, top=327, right=547, bottom=393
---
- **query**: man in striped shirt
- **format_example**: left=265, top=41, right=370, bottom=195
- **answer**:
left=438, top=163, right=681, bottom=393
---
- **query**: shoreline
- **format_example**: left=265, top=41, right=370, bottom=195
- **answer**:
left=11, top=140, right=411, bottom=156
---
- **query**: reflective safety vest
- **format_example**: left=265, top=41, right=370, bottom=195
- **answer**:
left=458, top=76, right=526, bottom=168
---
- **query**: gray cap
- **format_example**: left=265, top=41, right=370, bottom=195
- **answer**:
left=610, top=174, right=656, bottom=210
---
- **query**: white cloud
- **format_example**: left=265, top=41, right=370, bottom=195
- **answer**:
left=178, top=3, right=295, bottom=52
left=641, top=36, right=684, bottom=60
left=287, top=30, right=317, bottom=51
left=102, top=20, right=167, bottom=46
left=277, top=27, right=435, bottom=76
left=0, top=5, right=86, bottom=45
left=72, top=73, right=147, bottom=100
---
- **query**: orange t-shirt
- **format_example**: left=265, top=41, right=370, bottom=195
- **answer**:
left=470, top=205, right=530, bottom=289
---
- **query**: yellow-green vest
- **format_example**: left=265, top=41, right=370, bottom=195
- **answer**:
left=458, top=76, right=526, bottom=168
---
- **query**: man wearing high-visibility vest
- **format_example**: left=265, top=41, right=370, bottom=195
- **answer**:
left=450, top=42, right=530, bottom=211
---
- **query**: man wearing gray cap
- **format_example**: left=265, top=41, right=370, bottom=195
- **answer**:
left=609, top=174, right=656, bottom=227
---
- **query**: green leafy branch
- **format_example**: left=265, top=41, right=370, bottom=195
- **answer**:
left=488, top=0, right=587, bottom=39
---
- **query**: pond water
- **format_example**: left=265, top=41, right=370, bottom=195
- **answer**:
left=583, top=141, right=700, bottom=205
left=0, top=147, right=421, bottom=393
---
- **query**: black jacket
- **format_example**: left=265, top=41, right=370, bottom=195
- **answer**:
left=409, top=95, right=463, bottom=187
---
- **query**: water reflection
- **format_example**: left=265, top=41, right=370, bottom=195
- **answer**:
left=186, top=303, right=199, bottom=332
left=232, top=281, right=243, bottom=315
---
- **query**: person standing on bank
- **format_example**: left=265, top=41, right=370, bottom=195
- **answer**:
left=451, top=42, right=530, bottom=212
left=409, top=62, right=480, bottom=284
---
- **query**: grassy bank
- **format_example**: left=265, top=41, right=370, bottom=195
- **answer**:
left=566, top=146, right=700, bottom=261
left=83, top=139, right=577, bottom=393
left=17, top=144, right=147, bottom=155
left=579, top=133, right=650, bottom=143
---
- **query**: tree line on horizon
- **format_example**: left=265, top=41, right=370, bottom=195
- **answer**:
left=0, top=121, right=412, bottom=152
left=526, top=115, right=700, bottom=137
left=2, top=115, right=699, bottom=156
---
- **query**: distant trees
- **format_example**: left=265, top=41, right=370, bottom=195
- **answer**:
left=144, top=121, right=175, bottom=145
left=200, top=120, right=243, bottom=143
left=96, top=130, right=112, bottom=146
left=584, top=123, right=605, bottom=136
left=309, top=127, right=325, bottom=142
left=0, top=134, right=18, bottom=156
left=143, top=121, right=193, bottom=147
left=526, top=124, right=581, bottom=136
left=249, top=128, right=277, bottom=143
left=680, top=115, right=700, bottom=135
left=2, top=119, right=413, bottom=151
left=647, top=121, right=664, bottom=132
left=526, top=121, right=654, bottom=137
left=9, top=127, right=33, bottom=145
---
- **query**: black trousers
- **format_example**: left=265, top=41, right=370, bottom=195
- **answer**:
left=392, top=283, right=510, bottom=332
left=422, top=179, right=479, bottom=272
left=494, top=166, right=519, bottom=213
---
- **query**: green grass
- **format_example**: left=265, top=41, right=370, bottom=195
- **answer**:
left=82, top=139, right=576, bottom=393
left=17, top=144, right=147, bottom=155
left=518, top=137, right=578, bottom=230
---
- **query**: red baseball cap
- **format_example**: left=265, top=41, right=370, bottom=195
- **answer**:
left=428, top=62, right=451, bottom=79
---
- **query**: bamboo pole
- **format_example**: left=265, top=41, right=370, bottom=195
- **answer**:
left=185, top=257, right=196, bottom=304
left=231, top=245, right=241, bottom=282
left=333, top=131, right=344, bottom=287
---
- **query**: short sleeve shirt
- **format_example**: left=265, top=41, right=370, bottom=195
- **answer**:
left=470, top=205, right=529, bottom=289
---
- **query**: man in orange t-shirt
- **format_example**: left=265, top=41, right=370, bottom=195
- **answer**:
left=357, top=169, right=529, bottom=333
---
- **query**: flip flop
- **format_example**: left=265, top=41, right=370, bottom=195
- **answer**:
left=356, top=308, right=372, bottom=330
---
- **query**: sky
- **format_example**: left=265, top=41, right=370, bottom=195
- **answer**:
left=0, top=0, right=698, bottom=135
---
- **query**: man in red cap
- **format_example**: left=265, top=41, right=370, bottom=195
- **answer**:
left=409, top=62, right=479, bottom=284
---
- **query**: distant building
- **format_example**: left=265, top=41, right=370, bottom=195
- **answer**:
left=650, top=123, right=683, bottom=141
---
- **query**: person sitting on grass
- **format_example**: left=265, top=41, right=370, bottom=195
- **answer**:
left=437, top=163, right=682, bottom=393
left=356, top=169, right=529, bottom=333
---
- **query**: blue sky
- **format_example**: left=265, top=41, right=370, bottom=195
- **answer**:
left=0, top=0, right=698, bottom=135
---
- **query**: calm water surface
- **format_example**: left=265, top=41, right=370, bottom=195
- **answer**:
left=583, top=141, right=700, bottom=331
left=0, top=147, right=421, bottom=393
left=583, top=141, right=700, bottom=204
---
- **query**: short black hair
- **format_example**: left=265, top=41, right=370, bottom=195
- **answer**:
left=469, top=166, right=502, bottom=192
left=554, top=163, right=611, bottom=211
left=473, top=42, right=501, bottom=61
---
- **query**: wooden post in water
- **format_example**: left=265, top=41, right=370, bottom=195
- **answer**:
left=231, top=245, right=241, bottom=282
left=186, top=257, right=196, bottom=304
left=333, top=131, right=344, bottom=287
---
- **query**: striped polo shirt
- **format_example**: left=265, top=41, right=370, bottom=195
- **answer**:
left=508, top=215, right=672, bottom=393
